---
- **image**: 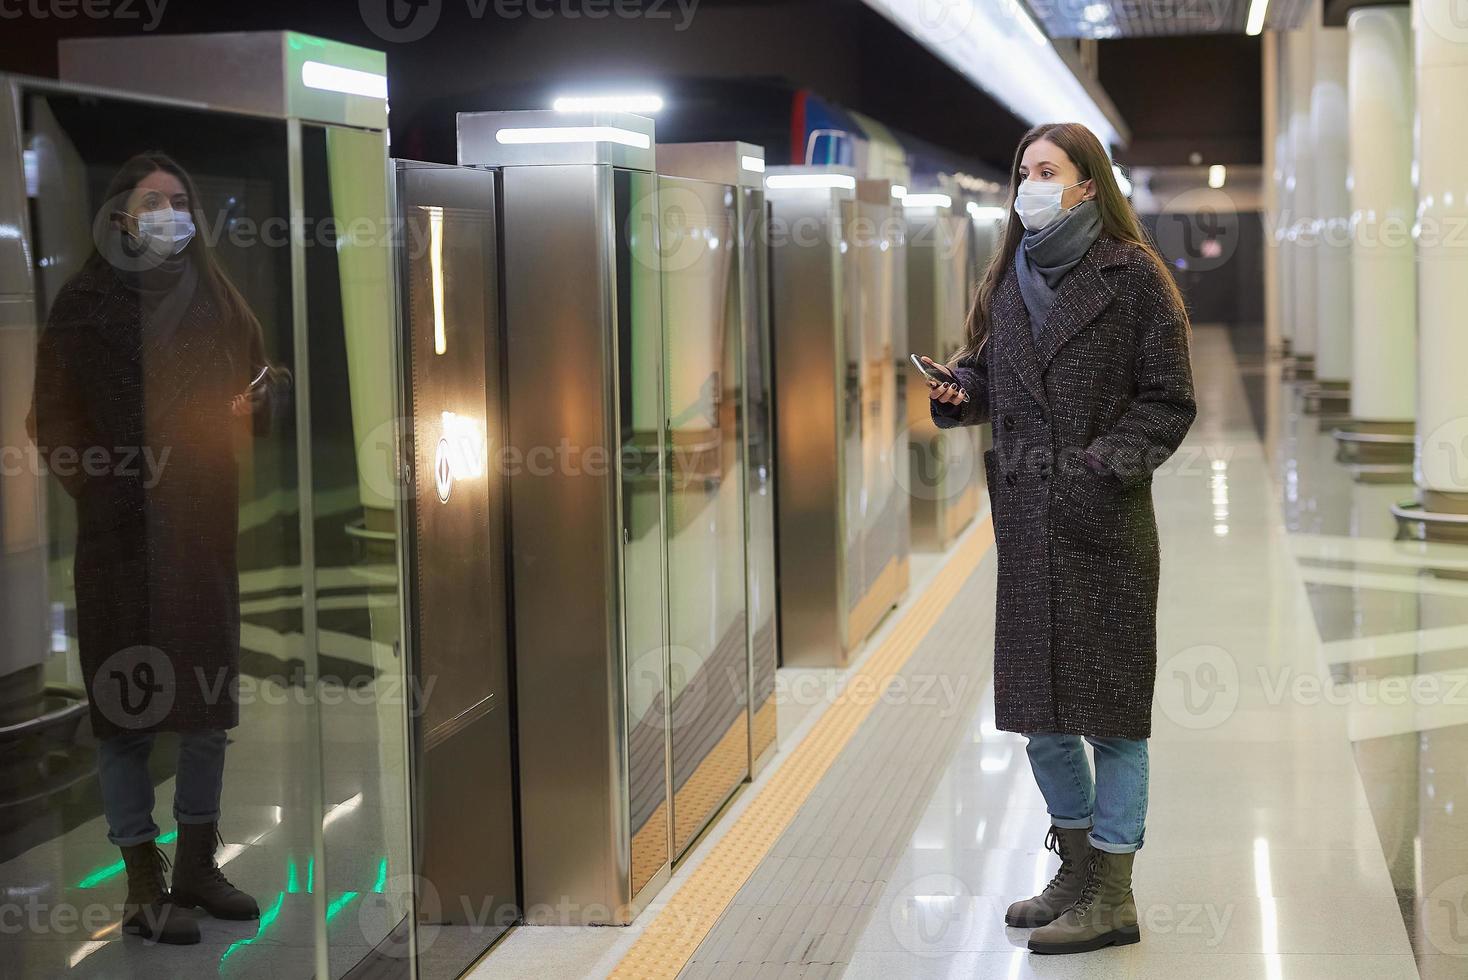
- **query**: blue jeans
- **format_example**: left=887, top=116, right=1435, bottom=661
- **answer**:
left=1023, top=732, right=1148, bottom=854
left=97, top=730, right=228, bottom=846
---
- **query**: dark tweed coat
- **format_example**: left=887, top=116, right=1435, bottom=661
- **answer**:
left=32, top=260, right=284, bottom=738
left=933, top=234, right=1196, bottom=739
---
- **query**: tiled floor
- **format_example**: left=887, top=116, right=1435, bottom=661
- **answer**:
left=15, top=320, right=1463, bottom=979
left=651, top=322, right=1452, bottom=978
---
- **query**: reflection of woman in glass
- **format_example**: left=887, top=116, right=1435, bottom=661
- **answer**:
left=32, top=152, right=284, bottom=945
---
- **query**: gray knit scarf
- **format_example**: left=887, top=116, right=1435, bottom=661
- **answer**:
left=1014, top=198, right=1103, bottom=339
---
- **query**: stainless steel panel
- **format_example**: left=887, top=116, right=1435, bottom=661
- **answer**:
left=906, top=208, right=977, bottom=551
left=394, top=161, right=516, bottom=969
left=500, top=162, right=670, bottom=924
left=850, top=180, right=907, bottom=642
left=659, top=174, right=748, bottom=860
left=57, top=32, right=389, bottom=130
left=458, top=110, right=655, bottom=172
left=0, top=80, right=47, bottom=686
left=613, top=167, right=671, bottom=903
left=767, top=172, right=853, bottom=667
left=739, top=186, right=778, bottom=774
left=657, top=141, right=778, bottom=776
left=657, top=141, right=765, bottom=189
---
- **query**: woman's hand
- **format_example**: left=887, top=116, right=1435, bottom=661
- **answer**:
left=922, top=355, right=968, bottom=405
left=230, top=387, right=268, bottom=417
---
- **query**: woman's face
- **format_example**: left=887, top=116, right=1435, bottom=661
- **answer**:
left=115, top=169, right=190, bottom=238
left=1018, top=138, right=1094, bottom=210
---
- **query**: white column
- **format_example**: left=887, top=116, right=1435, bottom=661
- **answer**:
left=1347, top=6, right=1415, bottom=423
left=1311, top=26, right=1353, bottom=385
left=1413, top=0, right=1468, bottom=509
left=1263, top=30, right=1284, bottom=355
left=1285, top=22, right=1318, bottom=363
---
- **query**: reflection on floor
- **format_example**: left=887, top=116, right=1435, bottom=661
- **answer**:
left=0, top=553, right=412, bottom=980
left=688, top=322, right=1436, bottom=978
left=1264, top=335, right=1468, bottom=979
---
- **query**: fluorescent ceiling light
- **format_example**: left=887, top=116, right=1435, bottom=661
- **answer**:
left=766, top=173, right=857, bottom=191
left=1208, top=164, right=1227, bottom=189
left=301, top=61, right=387, bottom=100
left=496, top=126, right=651, bottom=149
left=890, top=184, right=908, bottom=199
left=552, top=93, right=664, bottom=114
left=862, top=1, right=1120, bottom=148
left=740, top=155, right=766, bottom=173
left=967, top=203, right=1007, bottom=221
left=904, top=193, right=952, bottom=209
left=1245, top=0, right=1269, bottom=36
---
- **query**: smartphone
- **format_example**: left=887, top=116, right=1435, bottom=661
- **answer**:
left=910, top=353, right=967, bottom=400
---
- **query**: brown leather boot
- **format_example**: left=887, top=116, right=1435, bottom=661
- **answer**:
left=119, top=842, right=200, bottom=945
left=170, top=821, right=260, bottom=920
left=1005, top=825, right=1093, bottom=927
left=1027, top=849, right=1141, bottom=953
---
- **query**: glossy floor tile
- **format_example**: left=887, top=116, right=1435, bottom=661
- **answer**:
left=843, top=323, right=1431, bottom=976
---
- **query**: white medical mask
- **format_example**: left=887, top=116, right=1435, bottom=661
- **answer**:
left=1014, top=179, right=1087, bottom=232
left=127, top=207, right=196, bottom=255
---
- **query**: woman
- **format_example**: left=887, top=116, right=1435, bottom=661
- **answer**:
left=924, top=122, right=1196, bottom=954
left=32, top=152, right=287, bottom=945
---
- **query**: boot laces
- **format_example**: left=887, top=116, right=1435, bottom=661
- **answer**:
left=199, top=829, right=231, bottom=886
left=1040, top=827, right=1072, bottom=894
left=1073, top=851, right=1105, bottom=917
left=128, top=843, right=172, bottom=903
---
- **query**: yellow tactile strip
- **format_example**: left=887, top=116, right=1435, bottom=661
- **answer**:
left=609, top=517, right=995, bottom=980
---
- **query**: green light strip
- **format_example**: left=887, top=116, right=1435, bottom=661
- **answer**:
left=220, top=890, right=286, bottom=964
left=372, top=857, right=387, bottom=893
left=76, top=829, right=178, bottom=889
left=325, top=890, right=360, bottom=923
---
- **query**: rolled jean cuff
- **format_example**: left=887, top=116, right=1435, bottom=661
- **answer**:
left=1050, top=815, right=1094, bottom=830
left=1090, top=836, right=1142, bottom=854
left=108, top=827, right=161, bottom=848
left=174, top=809, right=221, bottom=825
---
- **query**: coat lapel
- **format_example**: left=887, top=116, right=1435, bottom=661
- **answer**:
left=991, top=266, right=1048, bottom=410
left=1031, top=236, right=1130, bottom=372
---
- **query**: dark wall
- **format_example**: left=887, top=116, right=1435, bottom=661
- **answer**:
left=1140, top=210, right=1265, bottom=327
left=1099, top=35, right=1262, bottom=166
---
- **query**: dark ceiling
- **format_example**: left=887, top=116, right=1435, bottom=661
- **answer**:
left=0, top=0, right=1266, bottom=169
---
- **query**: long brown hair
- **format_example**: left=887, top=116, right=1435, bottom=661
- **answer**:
left=958, top=122, right=1186, bottom=363
left=91, top=150, right=262, bottom=338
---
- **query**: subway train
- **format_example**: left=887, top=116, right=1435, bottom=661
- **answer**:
left=0, top=30, right=1015, bottom=980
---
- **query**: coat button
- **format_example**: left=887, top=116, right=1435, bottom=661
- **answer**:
left=1005, top=471, right=1017, bottom=487
left=1002, top=415, right=1015, bottom=431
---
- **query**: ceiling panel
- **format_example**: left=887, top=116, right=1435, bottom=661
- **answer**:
left=1026, top=0, right=1313, bottom=38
